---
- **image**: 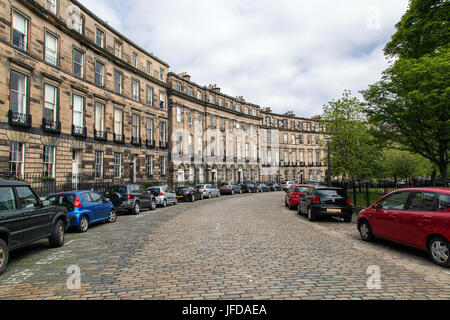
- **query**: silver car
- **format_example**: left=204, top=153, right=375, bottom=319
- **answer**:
left=148, top=186, right=177, bottom=207
left=195, top=184, right=220, bottom=199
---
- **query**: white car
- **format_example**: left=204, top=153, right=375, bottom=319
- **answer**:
left=283, top=181, right=296, bottom=191
left=196, top=184, right=220, bottom=199
left=147, top=186, right=177, bottom=207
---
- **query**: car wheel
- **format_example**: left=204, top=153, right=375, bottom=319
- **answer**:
left=150, top=199, right=157, bottom=210
left=217, top=192, right=221, bottom=198
left=77, top=216, right=89, bottom=233
left=0, top=239, right=9, bottom=275
left=200, top=194, right=204, bottom=200
left=297, top=204, right=303, bottom=215
left=231, top=190, right=234, bottom=195
left=132, top=202, right=140, bottom=215
left=307, top=207, right=316, bottom=222
left=285, top=199, right=289, bottom=207
left=174, top=198, right=178, bottom=205
left=239, top=189, right=242, bottom=194
left=428, top=236, right=450, bottom=267
left=49, top=219, right=65, bottom=247
left=208, top=193, right=211, bottom=199
left=107, top=209, right=117, bottom=223
left=163, top=199, right=167, bottom=207
left=191, top=195, right=195, bottom=202
left=358, top=220, right=374, bottom=242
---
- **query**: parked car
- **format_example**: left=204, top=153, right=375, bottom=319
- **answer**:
left=285, top=185, right=310, bottom=210
left=196, top=184, right=220, bottom=199
left=257, top=183, right=270, bottom=192
left=268, top=183, right=282, bottom=192
left=240, top=183, right=258, bottom=193
left=47, top=191, right=117, bottom=233
left=148, top=186, right=178, bottom=207
left=298, top=186, right=353, bottom=222
left=176, top=187, right=203, bottom=202
left=104, top=184, right=156, bottom=215
left=282, top=181, right=296, bottom=192
left=357, top=188, right=450, bottom=267
left=0, top=179, right=69, bottom=275
left=219, top=182, right=242, bottom=195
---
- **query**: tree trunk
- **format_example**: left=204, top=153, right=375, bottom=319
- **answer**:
left=439, top=163, right=448, bottom=187
left=431, top=169, right=437, bottom=187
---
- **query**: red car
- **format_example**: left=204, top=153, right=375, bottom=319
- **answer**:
left=285, top=185, right=311, bottom=210
left=357, top=188, right=450, bottom=267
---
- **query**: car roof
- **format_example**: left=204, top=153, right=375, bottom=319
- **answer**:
left=0, top=178, right=29, bottom=187
left=393, top=187, right=450, bottom=194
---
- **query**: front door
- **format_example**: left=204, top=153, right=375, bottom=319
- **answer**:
left=72, top=150, right=79, bottom=189
left=373, top=191, right=410, bottom=240
left=0, top=187, right=25, bottom=248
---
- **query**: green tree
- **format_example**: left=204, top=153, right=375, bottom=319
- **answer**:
left=362, top=0, right=449, bottom=185
left=382, top=149, right=434, bottom=184
left=322, top=91, right=383, bottom=182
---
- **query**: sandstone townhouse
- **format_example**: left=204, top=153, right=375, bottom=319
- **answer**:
left=0, top=0, right=328, bottom=189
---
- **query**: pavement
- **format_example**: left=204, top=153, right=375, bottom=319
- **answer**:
left=0, top=191, right=449, bottom=300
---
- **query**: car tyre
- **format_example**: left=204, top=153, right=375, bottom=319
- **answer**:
left=174, top=198, right=178, bottom=205
left=107, top=209, right=117, bottom=223
left=132, top=202, right=140, bottom=215
left=77, top=216, right=89, bottom=233
left=428, top=236, right=450, bottom=267
left=49, top=219, right=65, bottom=247
left=358, top=220, right=374, bottom=242
left=163, top=199, right=167, bottom=207
left=150, top=199, right=157, bottom=211
left=200, top=194, right=204, bottom=200
left=208, top=193, right=211, bottom=199
left=191, top=195, right=195, bottom=202
left=0, top=239, right=9, bottom=275
left=307, top=207, right=317, bottom=222
left=231, top=190, right=234, bottom=195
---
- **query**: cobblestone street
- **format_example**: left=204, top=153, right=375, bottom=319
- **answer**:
left=0, top=192, right=449, bottom=300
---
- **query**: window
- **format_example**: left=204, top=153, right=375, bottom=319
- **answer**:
left=146, top=86, right=153, bottom=106
left=114, top=41, right=122, bottom=58
left=379, top=192, right=409, bottom=210
left=72, top=94, right=84, bottom=131
left=132, top=114, right=140, bottom=140
left=159, top=68, right=164, bottom=82
left=438, top=194, right=450, bottom=211
left=72, top=12, right=84, bottom=34
left=95, top=102, right=105, bottom=133
left=197, top=91, right=202, bottom=100
left=95, top=151, right=103, bottom=179
left=209, top=94, right=214, bottom=104
left=219, top=98, right=223, bottom=107
left=176, top=107, right=182, bottom=122
left=316, top=151, right=321, bottom=165
left=73, top=49, right=84, bottom=78
left=43, top=145, right=56, bottom=177
left=96, top=28, right=104, bottom=47
left=245, top=143, right=249, bottom=159
left=12, top=10, right=28, bottom=51
left=114, top=108, right=123, bottom=136
left=146, top=155, right=154, bottom=176
left=0, top=187, right=17, bottom=211
left=407, top=192, right=435, bottom=212
left=9, top=142, right=24, bottom=176
left=146, top=61, right=152, bottom=75
left=283, top=120, right=288, bottom=128
left=236, top=104, right=240, bottom=112
left=292, top=151, right=296, bottom=163
left=160, top=121, right=166, bottom=143
left=46, top=0, right=57, bottom=15
left=306, top=123, right=311, bottom=131
left=175, top=81, right=182, bottom=92
left=274, top=119, right=279, bottom=128
left=187, top=135, right=193, bottom=155
left=227, top=101, right=232, bottom=109
left=95, top=61, right=105, bottom=86
left=132, top=52, right=138, bottom=68
left=160, top=156, right=167, bottom=176
left=299, top=135, right=304, bottom=145
left=308, top=151, right=313, bottom=165
left=10, top=70, right=28, bottom=118
left=176, top=133, right=183, bottom=156
left=291, top=135, right=296, bottom=145
left=159, top=91, right=166, bottom=110
left=44, top=83, right=58, bottom=121
left=283, top=134, right=288, bottom=144
left=114, top=153, right=122, bottom=178
left=146, top=118, right=154, bottom=141
left=187, top=87, right=193, bottom=97
left=187, top=111, right=192, bottom=125
left=308, top=136, right=312, bottom=145
left=291, top=121, right=295, bottom=129
left=45, top=31, right=58, bottom=66
left=299, top=122, right=303, bottom=130
left=197, top=136, right=202, bottom=156
left=16, top=187, right=39, bottom=209
left=132, top=79, right=140, bottom=101
left=114, top=71, right=123, bottom=94
left=252, top=109, right=256, bottom=117
left=244, top=107, right=248, bottom=115
left=199, top=167, right=204, bottom=183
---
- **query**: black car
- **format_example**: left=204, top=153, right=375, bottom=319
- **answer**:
left=104, top=184, right=156, bottom=215
left=268, top=183, right=282, bottom=191
left=0, top=179, right=69, bottom=274
left=176, top=187, right=203, bottom=202
left=298, top=186, right=353, bottom=222
left=257, top=184, right=270, bottom=192
left=240, top=183, right=258, bottom=193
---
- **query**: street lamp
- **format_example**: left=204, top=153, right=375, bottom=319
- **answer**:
left=325, top=136, right=331, bottom=187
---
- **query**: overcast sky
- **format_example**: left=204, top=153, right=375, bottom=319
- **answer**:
left=79, top=0, right=409, bottom=117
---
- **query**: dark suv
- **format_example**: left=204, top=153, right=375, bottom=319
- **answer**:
left=298, top=186, right=353, bottom=222
left=0, top=179, right=69, bottom=274
left=104, top=184, right=156, bottom=215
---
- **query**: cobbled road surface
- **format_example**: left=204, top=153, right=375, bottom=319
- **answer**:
left=0, top=191, right=449, bottom=300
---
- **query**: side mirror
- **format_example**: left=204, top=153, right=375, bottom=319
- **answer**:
left=42, top=200, right=50, bottom=206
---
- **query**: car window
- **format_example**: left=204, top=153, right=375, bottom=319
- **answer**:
left=407, top=192, right=435, bottom=212
left=16, top=186, right=39, bottom=209
left=80, top=193, right=92, bottom=203
left=105, top=186, right=127, bottom=195
left=294, top=187, right=309, bottom=193
left=89, top=192, right=104, bottom=203
left=316, top=189, right=347, bottom=198
left=0, top=187, right=17, bottom=211
left=437, top=194, right=450, bottom=211
left=379, top=192, right=409, bottom=210
left=149, top=188, right=160, bottom=196
left=48, top=194, right=73, bottom=208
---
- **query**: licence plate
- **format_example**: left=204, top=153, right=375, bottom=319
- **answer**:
left=177, top=196, right=183, bottom=198
left=327, top=208, right=341, bottom=213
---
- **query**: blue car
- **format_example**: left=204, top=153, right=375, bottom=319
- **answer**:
left=47, top=190, right=117, bottom=233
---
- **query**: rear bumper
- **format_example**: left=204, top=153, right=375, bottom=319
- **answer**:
left=220, top=189, right=233, bottom=194
left=312, top=205, right=353, bottom=217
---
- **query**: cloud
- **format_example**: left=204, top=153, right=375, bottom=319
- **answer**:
left=79, top=0, right=409, bottom=117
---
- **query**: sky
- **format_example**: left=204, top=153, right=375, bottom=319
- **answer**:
left=79, top=0, right=410, bottom=117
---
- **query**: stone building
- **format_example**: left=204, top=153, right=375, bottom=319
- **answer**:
left=0, top=0, right=328, bottom=189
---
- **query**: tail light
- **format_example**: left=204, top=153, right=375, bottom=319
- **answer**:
left=346, top=198, right=351, bottom=205
left=228, top=185, right=231, bottom=189
left=158, top=192, right=163, bottom=196
left=203, top=189, right=206, bottom=193
left=74, top=195, right=82, bottom=208
left=312, top=197, right=321, bottom=204
left=127, top=193, right=132, bottom=200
